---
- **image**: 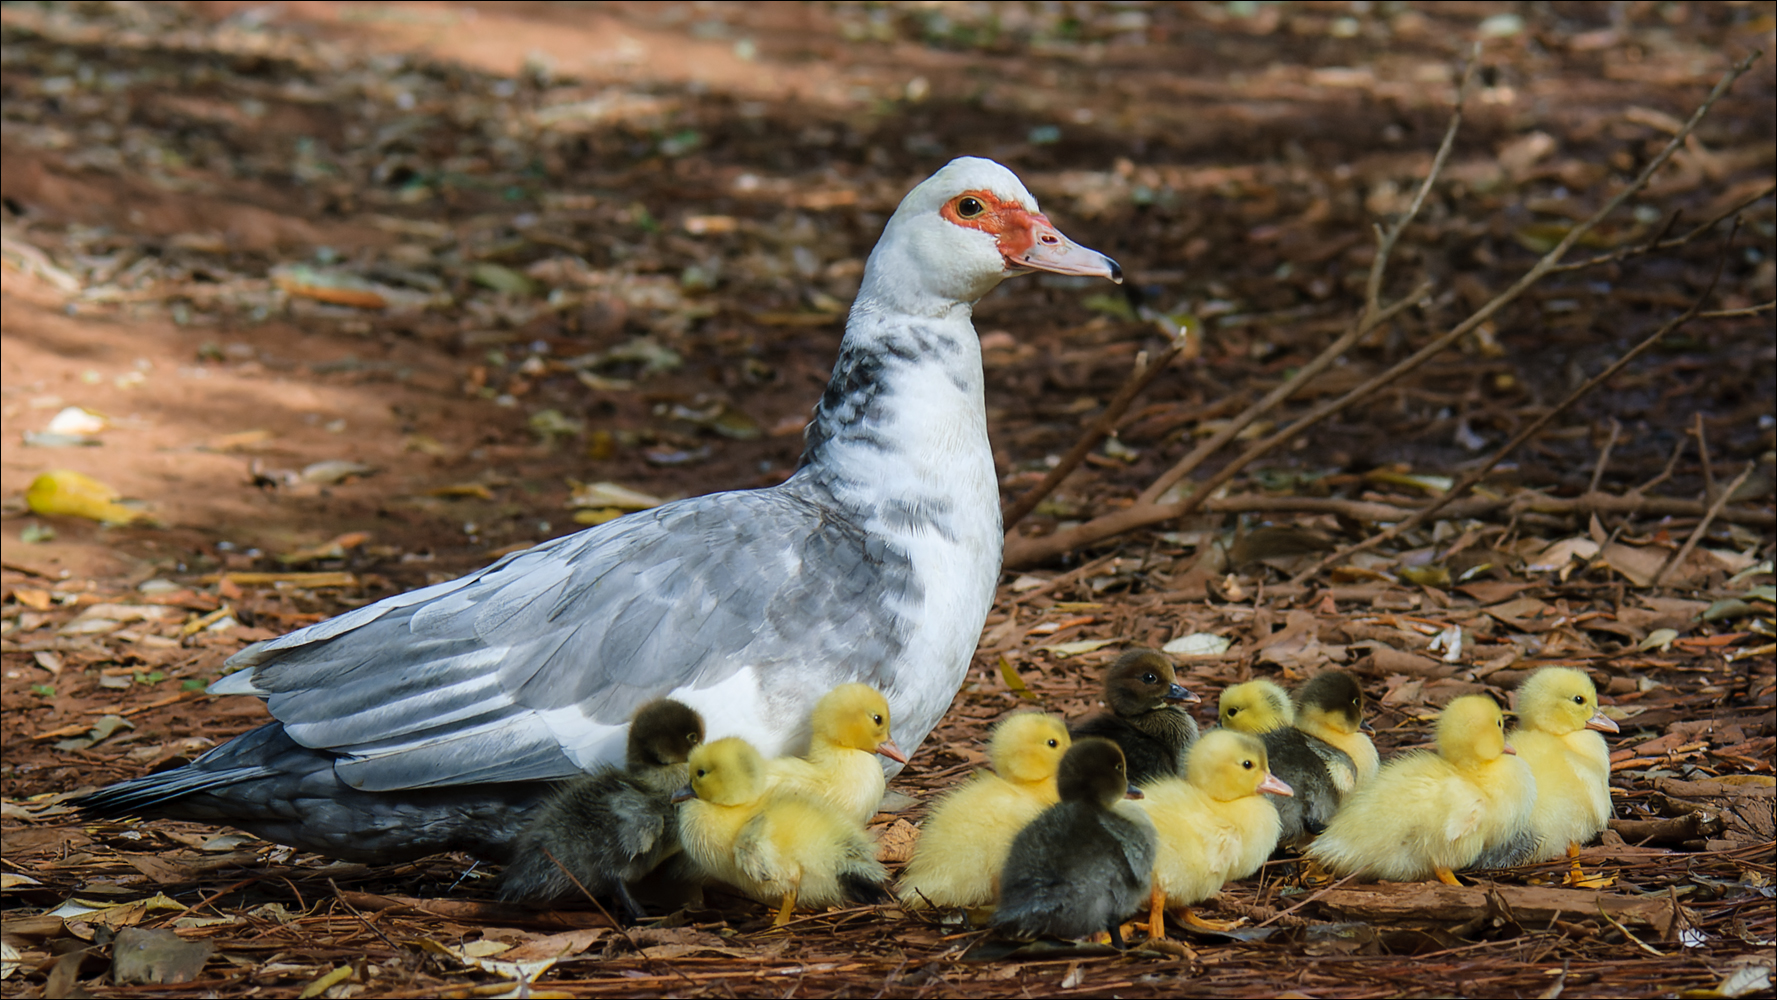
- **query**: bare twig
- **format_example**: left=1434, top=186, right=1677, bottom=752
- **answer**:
left=1003, top=327, right=1193, bottom=528
left=1175, top=490, right=1773, bottom=527
left=1135, top=49, right=1482, bottom=510
left=1636, top=437, right=1690, bottom=496
left=1547, top=181, right=1775, bottom=274
left=1589, top=418, right=1622, bottom=494
left=1252, top=873, right=1359, bottom=929
left=328, top=878, right=400, bottom=951
left=1652, top=461, right=1757, bottom=588
left=1134, top=286, right=1431, bottom=507
left=1692, top=412, right=1718, bottom=502
left=1003, top=50, right=1761, bottom=571
left=1294, top=281, right=1722, bottom=584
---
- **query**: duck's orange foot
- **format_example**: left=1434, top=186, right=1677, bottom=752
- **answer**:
left=1435, top=867, right=1464, bottom=887
left=1181, top=908, right=1246, bottom=933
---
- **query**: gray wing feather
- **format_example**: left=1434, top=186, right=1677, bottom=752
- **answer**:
left=216, top=485, right=915, bottom=791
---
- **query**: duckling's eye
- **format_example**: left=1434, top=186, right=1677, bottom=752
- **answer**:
left=1227, top=707, right=1240, bottom=716
left=872, top=713, right=884, bottom=726
left=1572, top=695, right=1585, bottom=705
left=1047, top=739, right=1059, bottom=748
left=695, top=768, right=706, bottom=778
left=956, top=196, right=985, bottom=218
left=1241, top=759, right=1254, bottom=770
left=1142, top=673, right=1158, bottom=684
left=688, top=733, right=701, bottom=744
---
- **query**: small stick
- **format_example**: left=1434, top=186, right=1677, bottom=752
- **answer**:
left=1588, top=418, right=1621, bottom=494
left=1692, top=412, right=1717, bottom=502
left=1003, top=329, right=1192, bottom=529
left=1251, top=873, right=1358, bottom=929
left=1548, top=181, right=1774, bottom=274
left=1294, top=281, right=1722, bottom=584
left=1651, top=461, right=1756, bottom=588
left=1636, top=436, right=1690, bottom=496
left=1004, top=51, right=1762, bottom=571
left=328, top=878, right=400, bottom=951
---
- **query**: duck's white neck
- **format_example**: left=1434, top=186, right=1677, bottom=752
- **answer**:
left=794, top=302, right=999, bottom=546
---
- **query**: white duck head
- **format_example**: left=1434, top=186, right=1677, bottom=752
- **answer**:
left=856, top=157, right=1121, bottom=317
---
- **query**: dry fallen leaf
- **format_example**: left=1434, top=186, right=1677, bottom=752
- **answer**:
left=25, top=469, right=147, bottom=525
left=111, top=926, right=213, bottom=985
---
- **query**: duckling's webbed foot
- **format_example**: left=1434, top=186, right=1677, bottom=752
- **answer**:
left=613, top=881, right=648, bottom=925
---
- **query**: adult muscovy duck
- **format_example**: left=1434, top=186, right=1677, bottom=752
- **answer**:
left=76, top=157, right=1122, bottom=863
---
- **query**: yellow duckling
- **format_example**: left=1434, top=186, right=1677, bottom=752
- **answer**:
left=897, top=712, right=1071, bottom=909
left=1132, top=729, right=1292, bottom=938
left=1308, top=695, right=1536, bottom=885
left=766, top=683, right=907, bottom=827
left=675, top=737, right=889, bottom=926
left=1511, top=667, right=1618, bottom=865
left=1294, top=670, right=1379, bottom=782
left=1218, top=679, right=1351, bottom=847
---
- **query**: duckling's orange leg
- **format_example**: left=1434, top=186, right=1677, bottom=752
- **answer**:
left=1564, top=841, right=1614, bottom=888
left=771, top=887, right=799, bottom=927
left=1144, top=884, right=1168, bottom=942
left=1434, top=867, right=1463, bottom=887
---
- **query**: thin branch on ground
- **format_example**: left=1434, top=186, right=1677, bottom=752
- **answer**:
left=1547, top=181, right=1776, bottom=274
left=1002, top=323, right=1194, bottom=528
left=1652, top=461, right=1758, bottom=588
left=1133, top=49, right=1482, bottom=511
left=1291, top=263, right=1731, bottom=583
left=1003, top=51, right=1762, bottom=571
left=1589, top=418, right=1622, bottom=495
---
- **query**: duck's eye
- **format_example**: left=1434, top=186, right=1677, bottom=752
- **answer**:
left=873, top=714, right=884, bottom=726
left=1228, top=707, right=1239, bottom=716
left=956, top=196, right=985, bottom=218
left=695, top=768, right=707, bottom=778
left=1242, top=759, right=1254, bottom=770
left=1047, top=739, right=1059, bottom=748
left=1142, top=673, right=1158, bottom=684
left=688, top=733, right=701, bottom=744
left=1573, top=695, right=1585, bottom=705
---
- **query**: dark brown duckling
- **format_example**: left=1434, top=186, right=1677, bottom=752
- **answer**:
left=1070, top=649, right=1200, bottom=786
left=497, top=699, right=704, bottom=919
left=992, top=738, right=1156, bottom=948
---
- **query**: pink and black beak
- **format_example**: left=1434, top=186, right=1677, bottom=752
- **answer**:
left=1014, top=215, right=1122, bottom=282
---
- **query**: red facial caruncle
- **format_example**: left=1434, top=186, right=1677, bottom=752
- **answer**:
left=940, top=190, right=1121, bottom=282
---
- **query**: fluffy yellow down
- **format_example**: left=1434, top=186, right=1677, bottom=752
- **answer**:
left=897, top=713, right=1070, bottom=908
left=1308, top=695, right=1536, bottom=882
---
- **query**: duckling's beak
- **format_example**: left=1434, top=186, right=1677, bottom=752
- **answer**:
left=1124, top=785, right=1145, bottom=800
left=1585, top=711, right=1620, bottom=734
left=1164, top=683, right=1201, bottom=705
left=1359, top=718, right=1376, bottom=734
left=875, top=739, right=909, bottom=764
left=1258, top=772, right=1294, bottom=797
left=1501, top=742, right=1518, bottom=755
left=670, top=785, right=696, bottom=803
left=1011, top=216, right=1122, bottom=283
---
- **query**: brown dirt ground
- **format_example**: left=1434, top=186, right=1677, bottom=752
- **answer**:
left=3, top=2, right=1774, bottom=998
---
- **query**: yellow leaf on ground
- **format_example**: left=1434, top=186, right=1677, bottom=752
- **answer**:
left=25, top=470, right=146, bottom=525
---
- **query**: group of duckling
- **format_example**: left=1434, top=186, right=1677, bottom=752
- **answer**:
left=497, top=650, right=1619, bottom=946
